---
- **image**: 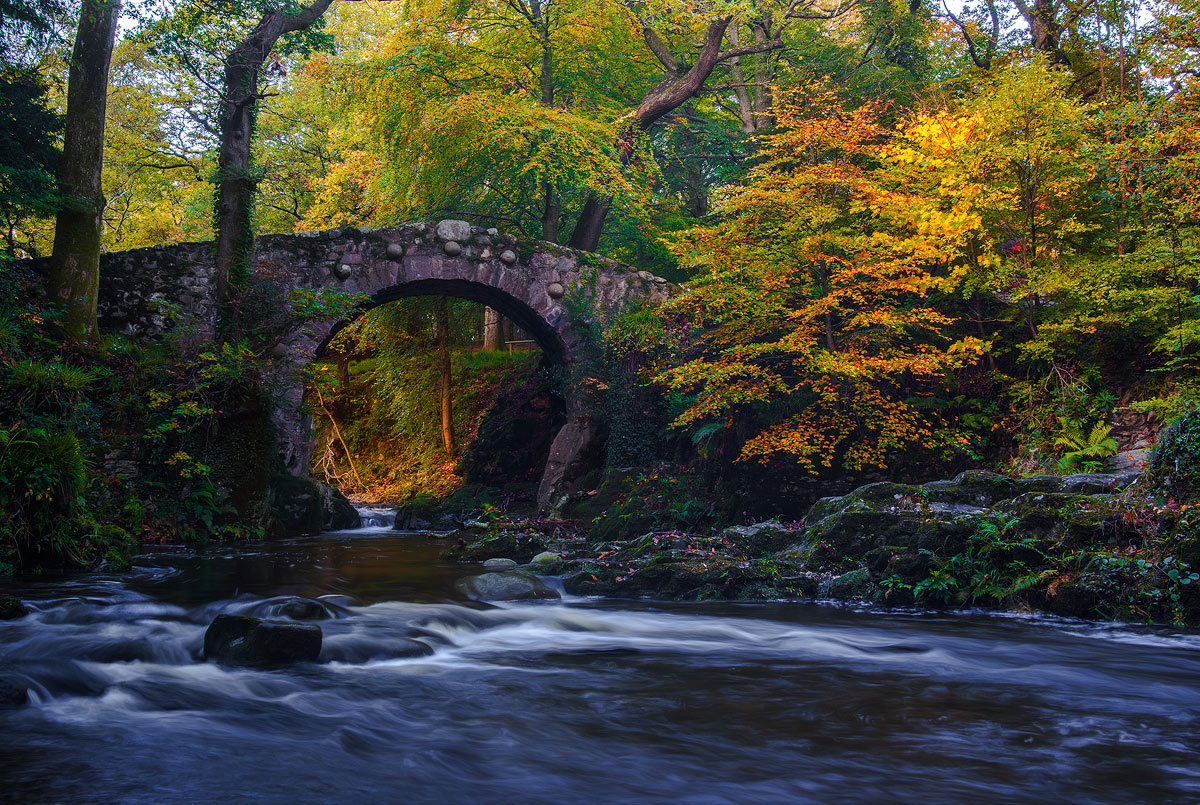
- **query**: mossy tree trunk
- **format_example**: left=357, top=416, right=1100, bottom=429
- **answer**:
left=213, top=0, right=334, bottom=305
left=46, top=0, right=121, bottom=343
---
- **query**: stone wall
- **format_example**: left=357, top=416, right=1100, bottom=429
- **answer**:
left=98, top=241, right=219, bottom=338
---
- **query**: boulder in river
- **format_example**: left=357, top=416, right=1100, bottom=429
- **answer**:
left=0, top=597, right=28, bottom=620
left=482, top=557, right=519, bottom=570
left=393, top=500, right=462, bottom=531
left=204, top=614, right=322, bottom=667
left=456, top=571, right=560, bottom=602
left=270, top=475, right=358, bottom=534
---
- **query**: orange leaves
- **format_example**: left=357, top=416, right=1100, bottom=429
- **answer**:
left=659, top=87, right=984, bottom=472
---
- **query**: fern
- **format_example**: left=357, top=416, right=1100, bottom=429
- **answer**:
left=1054, top=417, right=1119, bottom=471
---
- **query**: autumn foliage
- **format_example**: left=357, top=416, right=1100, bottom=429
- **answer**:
left=661, top=85, right=986, bottom=471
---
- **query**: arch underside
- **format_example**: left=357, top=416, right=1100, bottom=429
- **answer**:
left=318, top=278, right=569, bottom=365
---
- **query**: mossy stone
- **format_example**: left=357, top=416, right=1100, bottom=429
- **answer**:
left=828, top=568, right=872, bottom=599
left=441, top=531, right=548, bottom=563
left=0, top=597, right=28, bottom=620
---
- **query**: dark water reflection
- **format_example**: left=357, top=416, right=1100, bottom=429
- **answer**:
left=2, top=519, right=1199, bottom=803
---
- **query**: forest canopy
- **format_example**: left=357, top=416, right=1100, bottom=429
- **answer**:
left=3, top=0, right=1200, bottom=482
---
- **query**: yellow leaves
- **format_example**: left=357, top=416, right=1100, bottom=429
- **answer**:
left=146, top=390, right=171, bottom=410
left=656, top=92, right=994, bottom=473
left=165, top=451, right=192, bottom=466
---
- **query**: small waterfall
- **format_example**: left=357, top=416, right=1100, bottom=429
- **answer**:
left=354, top=505, right=396, bottom=529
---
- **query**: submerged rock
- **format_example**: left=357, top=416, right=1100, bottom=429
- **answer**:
left=456, top=571, right=560, bottom=602
left=276, top=598, right=333, bottom=621
left=0, top=678, right=28, bottom=707
left=203, top=614, right=322, bottom=667
left=319, top=635, right=434, bottom=664
left=0, top=597, right=28, bottom=620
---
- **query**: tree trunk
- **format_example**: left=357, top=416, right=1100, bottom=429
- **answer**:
left=567, top=195, right=612, bottom=253
left=748, top=19, right=777, bottom=130
left=568, top=17, right=733, bottom=251
left=482, top=307, right=502, bottom=351
left=533, top=2, right=562, bottom=243
left=436, top=297, right=454, bottom=455
left=47, top=0, right=120, bottom=343
left=1013, top=0, right=1070, bottom=66
left=213, top=0, right=334, bottom=303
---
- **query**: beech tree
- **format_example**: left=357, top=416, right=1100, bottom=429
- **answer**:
left=46, top=0, right=121, bottom=342
left=660, top=86, right=986, bottom=470
left=213, top=0, right=335, bottom=301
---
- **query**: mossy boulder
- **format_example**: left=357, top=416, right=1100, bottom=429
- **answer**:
left=203, top=614, right=322, bottom=667
left=0, top=597, right=28, bottom=620
left=456, top=571, right=560, bottom=601
left=720, top=521, right=798, bottom=557
left=786, top=510, right=979, bottom=569
left=827, top=568, right=873, bottom=599
left=1060, top=472, right=1139, bottom=495
left=394, top=493, right=458, bottom=531
left=270, top=475, right=358, bottom=534
left=996, top=492, right=1116, bottom=540
left=441, top=530, right=548, bottom=563
left=806, top=482, right=925, bottom=523
left=563, top=554, right=816, bottom=601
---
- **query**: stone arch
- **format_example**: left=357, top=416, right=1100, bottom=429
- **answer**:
left=318, top=277, right=570, bottom=366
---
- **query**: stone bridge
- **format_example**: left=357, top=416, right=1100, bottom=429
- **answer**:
left=98, top=220, right=673, bottom=510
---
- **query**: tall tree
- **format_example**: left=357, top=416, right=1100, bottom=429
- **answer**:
left=213, top=0, right=334, bottom=302
left=46, top=0, right=120, bottom=342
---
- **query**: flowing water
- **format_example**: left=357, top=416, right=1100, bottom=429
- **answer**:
left=2, top=508, right=1200, bottom=803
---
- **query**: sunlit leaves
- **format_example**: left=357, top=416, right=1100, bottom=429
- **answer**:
left=659, top=87, right=986, bottom=472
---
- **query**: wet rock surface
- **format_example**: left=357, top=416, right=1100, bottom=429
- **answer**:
left=204, top=614, right=323, bottom=667
left=456, top=571, right=560, bottom=602
left=433, top=468, right=1198, bottom=623
left=0, top=597, right=28, bottom=620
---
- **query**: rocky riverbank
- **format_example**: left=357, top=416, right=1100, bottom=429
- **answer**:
left=435, top=468, right=1200, bottom=626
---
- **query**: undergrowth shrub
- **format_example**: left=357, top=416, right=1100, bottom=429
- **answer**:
left=1149, top=408, right=1200, bottom=498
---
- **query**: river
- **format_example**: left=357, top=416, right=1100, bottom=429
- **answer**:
left=2, top=507, right=1199, bottom=803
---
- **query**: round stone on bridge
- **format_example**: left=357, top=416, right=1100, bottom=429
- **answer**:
left=435, top=219, right=473, bottom=242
